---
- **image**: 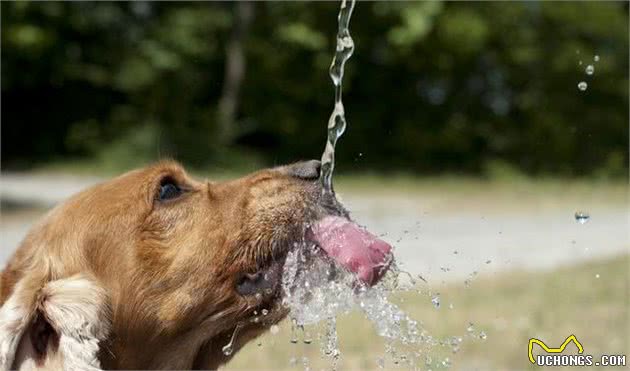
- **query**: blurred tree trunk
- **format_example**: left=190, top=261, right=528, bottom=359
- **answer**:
left=217, top=1, right=254, bottom=146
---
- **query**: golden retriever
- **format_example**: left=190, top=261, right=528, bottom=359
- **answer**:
left=0, top=161, right=391, bottom=370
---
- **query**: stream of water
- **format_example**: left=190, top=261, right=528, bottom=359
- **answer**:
left=319, top=0, right=355, bottom=193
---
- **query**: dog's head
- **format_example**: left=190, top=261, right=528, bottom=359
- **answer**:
left=0, top=160, right=392, bottom=369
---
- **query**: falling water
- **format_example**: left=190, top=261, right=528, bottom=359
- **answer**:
left=278, top=244, right=481, bottom=369
left=222, top=323, right=243, bottom=356
left=320, top=0, right=356, bottom=193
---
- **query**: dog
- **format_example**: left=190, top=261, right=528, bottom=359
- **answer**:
left=0, top=160, right=392, bottom=370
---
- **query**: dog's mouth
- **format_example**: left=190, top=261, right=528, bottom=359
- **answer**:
left=236, top=214, right=392, bottom=300
left=306, top=216, right=392, bottom=286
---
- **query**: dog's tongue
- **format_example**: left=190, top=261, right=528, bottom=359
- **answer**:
left=309, top=216, right=392, bottom=285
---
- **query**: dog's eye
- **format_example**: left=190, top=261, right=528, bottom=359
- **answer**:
left=157, top=178, right=182, bottom=201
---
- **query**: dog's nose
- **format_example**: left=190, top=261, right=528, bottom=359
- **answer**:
left=285, top=160, right=321, bottom=180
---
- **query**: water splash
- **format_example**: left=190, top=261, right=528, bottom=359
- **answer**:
left=282, top=245, right=357, bottom=325
left=577, top=81, right=588, bottom=91
left=320, top=0, right=356, bottom=193
left=280, top=245, right=477, bottom=369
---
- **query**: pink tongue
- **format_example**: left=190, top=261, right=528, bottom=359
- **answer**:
left=309, top=216, right=392, bottom=285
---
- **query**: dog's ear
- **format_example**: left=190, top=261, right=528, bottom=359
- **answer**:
left=0, top=274, right=111, bottom=371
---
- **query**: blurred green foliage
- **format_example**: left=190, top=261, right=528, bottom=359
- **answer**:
left=1, top=1, right=628, bottom=177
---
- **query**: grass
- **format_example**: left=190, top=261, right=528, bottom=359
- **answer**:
left=227, top=254, right=629, bottom=370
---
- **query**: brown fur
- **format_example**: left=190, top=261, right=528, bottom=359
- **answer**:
left=1, top=161, right=325, bottom=370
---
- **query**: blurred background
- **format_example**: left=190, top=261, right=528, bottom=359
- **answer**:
left=1, top=1, right=628, bottom=370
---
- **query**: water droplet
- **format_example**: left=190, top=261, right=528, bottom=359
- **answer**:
left=575, top=211, right=590, bottom=224
left=431, top=294, right=440, bottom=309
left=577, top=81, right=588, bottom=91
left=377, top=357, right=385, bottom=369
left=479, top=331, right=487, bottom=340
left=449, top=336, right=462, bottom=349
left=453, top=250, right=458, bottom=255
left=261, top=309, right=269, bottom=315
left=594, top=55, right=600, bottom=62
left=442, top=357, right=452, bottom=368
left=221, top=344, right=232, bottom=356
left=302, top=356, right=310, bottom=371
left=595, top=273, right=600, bottom=279
left=290, top=318, right=298, bottom=344
left=578, top=60, right=583, bottom=66
left=467, top=322, right=475, bottom=333
left=425, top=355, right=432, bottom=365
left=303, top=330, right=313, bottom=344
left=270, top=325, right=279, bottom=335
left=448, top=303, right=454, bottom=310
left=256, top=341, right=262, bottom=347
left=585, top=65, right=594, bottom=75
left=221, top=324, right=242, bottom=356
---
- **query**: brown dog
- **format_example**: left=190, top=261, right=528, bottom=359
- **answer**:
left=0, top=161, right=391, bottom=370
